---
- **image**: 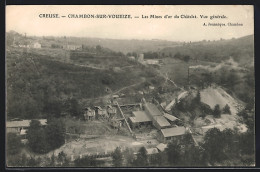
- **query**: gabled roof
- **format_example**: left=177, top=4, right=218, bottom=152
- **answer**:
left=153, top=116, right=171, bottom=127
left=86, top=107, right=92, bottom=111
left=160, top=127, right=186, bottom=137
left=6, top=119, right=47, bottom=128
left=130, top=111, right=152, bottom=123
left=145, top=103, right=163, bottom=116
left=163, top=113, right=179, bottom=121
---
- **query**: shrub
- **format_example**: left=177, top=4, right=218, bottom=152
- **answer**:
left=223, top=104, right=231, bottom=114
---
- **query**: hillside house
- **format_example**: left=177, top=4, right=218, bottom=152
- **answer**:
left=84, top=108, right=95, bottom=121
left=6, top=119, right=47, bottom=135
left=107, top=105, right=117, bottom=119
left=95, top=106, right=108, bottom=119
left=157, top=126, right=187, bottom=143
left=128, top=56, right=136, bottom=60
left=110, top=119, right=122, bottom=129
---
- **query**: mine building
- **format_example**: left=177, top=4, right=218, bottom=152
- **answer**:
left=143, top=102, right=171, bottom=130
left=157, top=126, right=187, bottom=143
left=128, top=111, right=152, bottom=129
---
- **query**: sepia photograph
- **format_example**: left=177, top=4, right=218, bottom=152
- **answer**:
left=5, top=5, right=255, bottom=167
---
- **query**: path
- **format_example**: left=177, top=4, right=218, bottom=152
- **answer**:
left=82, top=77, right=146, bottom=102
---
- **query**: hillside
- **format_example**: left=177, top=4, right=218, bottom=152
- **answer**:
left=160, top=35, right=254, bottom=66
left=6, top=48, right=155, bottom=119
left=6, top=31, right=181, bottom=54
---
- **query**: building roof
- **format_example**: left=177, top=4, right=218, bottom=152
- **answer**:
left=130, top=111, right=152, bottom=123
left=156, top=143, right=167, bottom=152
left=86, top=107, right=93, bottom=111
left=6, top=119, right=47, bottom=128
left=145, top=103, right=163, bottom=116
left=153, top=116, right=171, bottom=127
left=112, top=95, right=119, bottom=98
left=163, top=113, right=179, bottom=121
left=146, top=148, right=159, bottom=155
left=160, top=127, right=186, bottom=138
left=95, top=106, right=102, bottom=110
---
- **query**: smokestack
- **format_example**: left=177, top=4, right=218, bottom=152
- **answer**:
left=187, top=67, right=190, bottom=85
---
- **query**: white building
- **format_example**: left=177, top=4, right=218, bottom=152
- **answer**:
left=32, top=42, right=41, bottom=48
left=145, top=59, right=159, bottom=65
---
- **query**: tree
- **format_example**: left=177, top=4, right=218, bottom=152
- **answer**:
left=96, top=45, right=102, bottom=52
left=203, top=128, right=225, bottom=163
left=174, top=52, right=181, bottom=59
left=27, top=120, right=49, bottom=154
left=112, top=147, right=123, bottom=167
left=27, top=157, right=39, bottom=167
left=213, top=104, right=221, bottom=118
left=45, top=118, right=65, bottom=151
left=222, top=128, right=237, bottom=156
left=183, top=55, right=190, bottom=63
left=67, top=98, right=81, bottom=117
left=7, top=153, right=28, bottom=167
left=202, top=73, right=213, bottom=86
left=7, top=133, right=22, bottom=155
left=239, top=131, right=254, bottom=155
left=223, top=104, right=231, bottom=114
left=133, top=147, right=148, bottom=167
left=194, top=90, right=201, bottom=104
left=44, top=98, right=62, bottom=118
left=181, top=145, right=205, bottom=166
left=58, top=151, right=69, bottom=166
left=165, top=141, right=181, bottom=165
left=74, top=155, right=103, bottom=167
left=122, top=148, right=135, bottom=166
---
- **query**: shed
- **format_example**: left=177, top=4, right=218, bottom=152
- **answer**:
left=156, top=143, right=167, bottom=152
left=146, top=148, right=159, bottom=155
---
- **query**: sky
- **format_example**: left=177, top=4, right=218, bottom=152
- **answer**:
left=6, top=5, right=254, bottom=42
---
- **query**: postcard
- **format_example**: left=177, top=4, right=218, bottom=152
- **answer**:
left=6, top=5, right=254, bottom=167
